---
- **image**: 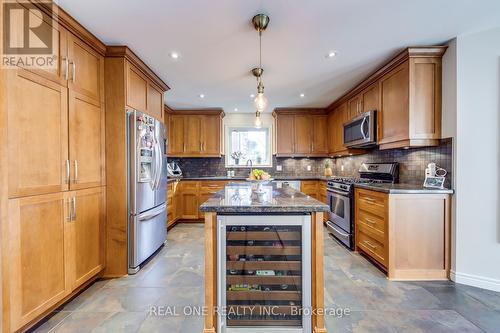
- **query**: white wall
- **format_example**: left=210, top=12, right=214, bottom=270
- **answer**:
left=450, top=27, right=500, bottom=291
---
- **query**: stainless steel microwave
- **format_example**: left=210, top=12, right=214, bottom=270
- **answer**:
left=343, top=110, right=377, bottom=148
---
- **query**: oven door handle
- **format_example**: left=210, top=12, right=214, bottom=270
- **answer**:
left=327, top=221, right=350, bottom=238
left=327, top=188, right=350, bottom=196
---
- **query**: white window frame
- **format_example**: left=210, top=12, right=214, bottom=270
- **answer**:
left=225, top=126, right=272, bottom=168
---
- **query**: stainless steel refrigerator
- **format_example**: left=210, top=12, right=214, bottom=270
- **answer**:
left=127, top=109, right=168, bottom=274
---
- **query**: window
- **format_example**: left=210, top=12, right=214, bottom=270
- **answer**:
left=226, top=127, right=271, bottom=167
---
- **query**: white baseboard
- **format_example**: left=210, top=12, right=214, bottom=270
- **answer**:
left=450, top=270, right=500, bottom=292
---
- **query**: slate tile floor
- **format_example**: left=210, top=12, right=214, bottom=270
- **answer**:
left=32, top=224, right=500, bottom=333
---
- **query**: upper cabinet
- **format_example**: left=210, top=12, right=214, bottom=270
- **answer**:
left=327, top=46, right=446, bottom=151
left=166, top=109, right=224, bottom=157
left=274, top=109, right=328, bottom=157
left=106, top=46, right=169, bottom=121
left=6, top=28, right=105, bottom=198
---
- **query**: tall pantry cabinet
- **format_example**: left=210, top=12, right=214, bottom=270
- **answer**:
left=1, top=3, right=106, bottom=332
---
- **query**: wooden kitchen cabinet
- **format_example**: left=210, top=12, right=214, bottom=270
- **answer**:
left=274, top=109, right=328, bottom=157
left=327, top=47, right=445, bottom=151
left=378, top=53, right=443, bottom=149
left=301, top=180, right=319, bottom=199
left=355, top=188, right=451, bottom=280
left=178, top=181, right=200, bottom=220
left=67, top=32, right=104, bottom=102
left=6, top=192, right=71, bottom=331
left=7, top=69, right=69, bottom=198
left=275, top=114, right=295, bottom=155
left=68, top=91, right=105, bottom=190
left=166, top=110, right=224, bottom=157
left=294, top=114, right=313, bottom=154
left=68, top=187, right=105, bottom=290
left=126, top=63, right=148, bottom=112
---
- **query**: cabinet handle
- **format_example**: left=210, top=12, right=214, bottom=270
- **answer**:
left=364, top=217, right=376, bottom=225
left=65, top=160, right=70, bottom=184
left=70, top=60, right=76, bottom=83
left=183, top=143, right=186, bottom=152
left=62, top=57, right=69, bottom=80
left=364, top=240, right=377, bottom=249
left=363, top=197, right=376, bottom=204
left=72, top=196, right=77, bottom=221
left=73, top=160, right=78, bottom=184
left=200, top=142, right=202, bottom=151
left=360, top=100, right=364, bottom=113
left=67, top=198, right=72, bottom=222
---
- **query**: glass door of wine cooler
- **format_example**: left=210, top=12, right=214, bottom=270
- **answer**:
left=217, top=215, right=311, bottom=333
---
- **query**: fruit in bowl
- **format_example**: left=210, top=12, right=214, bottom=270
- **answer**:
left=250, top=169, right=271, bottom=180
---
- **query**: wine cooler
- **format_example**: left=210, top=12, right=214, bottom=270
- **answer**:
left=217, top=215, right=312, bottom=333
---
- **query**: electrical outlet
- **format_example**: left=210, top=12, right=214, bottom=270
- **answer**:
left=307, top=165, right=312, bottom=171
left=276, top=165, right=282, bottom=171
left=341, top=165, right=345, bottom=172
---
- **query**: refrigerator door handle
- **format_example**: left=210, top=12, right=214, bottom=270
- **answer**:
left=138, top=203, right=166, bottom=222
left=153, top=140, right=162, bottom=190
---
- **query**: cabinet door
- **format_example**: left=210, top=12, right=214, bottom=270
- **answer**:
left=379, top=62, right=409, bottom=145
left=294, top=115, right=312, bottom=155
left=9, top=4, right=69, bottom=86
left=67, top=33, right=103, bottom=102
left=202, top=115, right=221, bottom=156
left=126, top=63, right=148, bottom=112
left=7, top=192, right=71, bottom=331
left=184, top=116, right=203, bottom=155
left=362, top=82, right=380, bottom=112
left=276, top=115, right=295, bottom=156
left=7, top=69, right=69, bottom=198
left=181, top=192, right=199, bottom=219
left=312, top=115, right=328, bottom=155
left=68, top=187, right=105, bottom=289
left=168, top=115, right=185, bottom=155
left=333, top=103, right=348, bottom=153
left=147, top=83, right=164, bottom=121
left=347, top=95, right=361, bottom=119
left=68, top=91, right=105, bottom=190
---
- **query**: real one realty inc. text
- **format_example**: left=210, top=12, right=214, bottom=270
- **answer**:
left=147, top=305, right=351, bottom=318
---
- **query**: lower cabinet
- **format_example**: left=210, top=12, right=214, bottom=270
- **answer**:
left=68, top=187, right=106, bottom=289
left=355, top=188, right=451, bottom=280
left=5, top=188, right=105, bottom=331
left=300, top=180, right=319, bottom=199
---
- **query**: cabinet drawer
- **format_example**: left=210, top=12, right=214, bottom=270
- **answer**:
left=180, top=181, right=199, bottom=191
left=200, top=181, right=227, bottom=193
left=357, top=229, right=387, bottom=268
left=356, top=189, right=387, bottom=218
left=357, top=209, right=386, bottom=239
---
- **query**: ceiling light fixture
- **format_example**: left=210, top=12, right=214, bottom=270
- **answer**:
left=326, top=51, right=337, bottom=58
left=251, top=13, right=270, bottom=128
left=234, top=108, right=238, bottom=112
left=169, top=52, right=180, bottom=59
left=198, top=94, right=205, bottom=99
left=250, top=94, right=255, bottom=98
left=300, top=93, right=305, bottom=98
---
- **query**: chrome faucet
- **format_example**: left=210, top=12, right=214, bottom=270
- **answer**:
left=246, top=159, right=253, bottom=175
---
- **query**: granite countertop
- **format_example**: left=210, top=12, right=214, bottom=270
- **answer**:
left=199, top=182, right=329, bottom=213
left=168, top=176, right=331, bottom=181
left=354, top=183, right=454, bottom=194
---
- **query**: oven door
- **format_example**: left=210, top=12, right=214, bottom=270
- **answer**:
left=327, top=189, right=351, bottom=233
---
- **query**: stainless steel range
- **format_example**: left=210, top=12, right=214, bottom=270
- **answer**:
left=326, top=162, right=399, bottom=250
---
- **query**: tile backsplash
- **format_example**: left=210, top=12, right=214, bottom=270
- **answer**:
left=168, top=139, right=453, bottom=188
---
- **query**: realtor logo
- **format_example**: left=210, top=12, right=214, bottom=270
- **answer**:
left=2, top=0, right=57, bottom=69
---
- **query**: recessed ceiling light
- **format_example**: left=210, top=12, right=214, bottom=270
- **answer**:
left=234, top=108, right=238, bottom=112
left=198, top=94, right=205, bottom=99
left=300, top=93, right=305, bottom=98
left=325, top=51, right=337, bottom=58
left=250, top=94, right=255, bottom=98
left=169, top=52, right=180, bottom=59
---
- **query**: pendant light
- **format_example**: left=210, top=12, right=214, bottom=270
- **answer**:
left=251, top=14, right=270, bottom=127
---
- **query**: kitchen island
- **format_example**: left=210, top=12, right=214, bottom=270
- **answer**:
left=200, top=182, right=329, bottom=333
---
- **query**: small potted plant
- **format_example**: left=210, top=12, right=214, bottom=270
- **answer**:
left=231, top=151, right=244, bottom=165
left=324, top=161, right=333, bottom=177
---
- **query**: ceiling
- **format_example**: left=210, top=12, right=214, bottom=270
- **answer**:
left=58, top=0, right=500, bottom=113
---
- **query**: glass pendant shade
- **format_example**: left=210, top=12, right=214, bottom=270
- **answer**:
left=254, top=112, right=263, bottom=128
left=254, top=92, right=268, bottom=112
